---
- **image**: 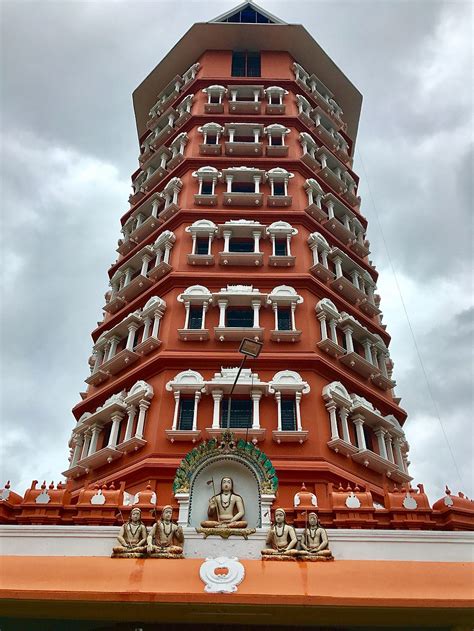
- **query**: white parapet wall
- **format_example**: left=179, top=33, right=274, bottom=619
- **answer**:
left=0, top=525, right=473, bottom=562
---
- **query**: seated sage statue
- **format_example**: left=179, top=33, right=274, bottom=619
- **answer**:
left=200, top=476, right=248, bottom=529
left=112, top=507, right=147, bottom=557
left=261, top=508, right=299, bottom=557
left=300, top=512, right=333, bottom=559
left=147, top=505, right=184, bottom=557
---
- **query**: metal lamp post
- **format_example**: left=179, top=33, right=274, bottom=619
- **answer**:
left=226, top=338, right=263, bottom=430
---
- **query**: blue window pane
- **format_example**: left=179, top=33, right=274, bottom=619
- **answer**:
left=178, top=398, right=194, bottom=431
left=189, top=306, right=203, bottom=329
left=229, top=239, right=254, bottom=253
left=281, top=398, right=296, bottom=431
left=221, top=398, right=252, bottom=428
left=277, top=309, right=292, bottom=331
left=226, top=309, right=253, bottom=327
left=275, top=240, right=287, bottom=256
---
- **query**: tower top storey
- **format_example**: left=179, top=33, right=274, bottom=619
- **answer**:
left=132, top=1, right=363, bottom=142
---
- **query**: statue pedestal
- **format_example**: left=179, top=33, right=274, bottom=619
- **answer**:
left=195, top=526, right=256, bottom=540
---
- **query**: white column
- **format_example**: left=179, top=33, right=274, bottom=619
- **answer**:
left=126, top=324, right=138, bottom=351
left=218, top=300, right=227, bottom=327
left=71, top=436, right=84, bottom=466
left=275, top=392, right=282, bottom=431
left=352, top=415, right=366, bottom=450
left=327, top=403, right=339, bottom=439
left=329, top=318, right=338, bottom=343
left=393, top=438, right=404, bottom=469
left=272, top=304, right=278, bottom=329
left=295, top=391, right=303, bottom=431
left=339, top=407, right=351, bottom=443
left=223, top=230, right=231, bottom=253
left=342, top=326, right=354, bottom=352
left=142, top=316, right=151, bottom=342
left=183, top=302, right=191, bottom=329
left=88, top=426, right=101, bottom=455
left=290, top=302, right=297, bottom=331
left=252, top=300, right=261, bottom=327
left=124, top=405, right=137, bottom=441
left=171, top=392, right=180, bottom=431
left=151, top=310, right=162, bottom=338
left=251, top=390, right=262, bottom=429
left=107, top=336, right=120, bottom=360
left=317, top=312, right=328, bottom=340
left=81, top=432, right=91, bottom=459
left=385, top=434, right=395, bottom=463
left=108, top=412, right=123, bottom=448
left=362, top=339, right=373, bottom=363
left=374, top=428, right=388, bottom=460
left=135, top=400, right=150, bottom=439
left=193, top=391, right=201, bottom=431
left=333, top=256, right=343, bottom=278
left=163, top=242, right=172, bottom=264
left=252, top=231, right=261, bottom=253
left=212, top=390, right=223, bottom=428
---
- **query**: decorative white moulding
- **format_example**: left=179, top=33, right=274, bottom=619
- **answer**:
left=199, top=557, right=245, bottom=593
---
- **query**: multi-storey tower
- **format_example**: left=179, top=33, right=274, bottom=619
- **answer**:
left=62, top=1, right=412, bottom=515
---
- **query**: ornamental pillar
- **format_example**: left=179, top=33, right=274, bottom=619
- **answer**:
left=342, top=326, right=354, bottom=352
left=275, top=391, right=282, bottom=431
left=108, top=412, right=124, bottom=448
left=212, top=390, right=223, bottom=429
left=217, top=300, right=227, bottom=327
left=251, top=300, right=261, bottom=327
left=135, top=400, right=150, bottom=439
left=251, top=390, right=262, bottom=429
left=352, top=415, right=366, bottom=450
left=339, top=407, right=351, bottom=443
left=193, top=391, right=201, bottom=431
left=295, top=391, right=303, bottom=431
left=126, top=323, right=139, bottom=351
left=317, top=312, right=327, bottom=340
left=124, top=405, right=137, bottom=441
left=171, top=391, right=180, bottom=431
left=327, top=403, right=339, bottom=439
left=374, top=428, right=388, bottom=460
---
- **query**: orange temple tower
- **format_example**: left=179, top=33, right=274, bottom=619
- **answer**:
left=1, top=3, right=472, bottom=628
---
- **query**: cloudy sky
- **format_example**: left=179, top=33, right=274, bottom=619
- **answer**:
left=1, top=0, right=472, bottom=502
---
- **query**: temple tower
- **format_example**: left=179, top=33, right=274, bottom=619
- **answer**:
left=63, top=1, right=412, bottom=516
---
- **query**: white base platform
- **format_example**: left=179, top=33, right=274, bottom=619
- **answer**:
left=0, top=525, right=472, bottom=562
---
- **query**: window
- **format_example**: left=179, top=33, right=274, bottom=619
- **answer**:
left=281, top=398, right=296, bottom=431
left=196, top=238, right=209, bottom=255
left=189, top=306, right=203, bottom=329
left=363, top=424, right=374, bottom=451
left=277, top=308, right=292, bottom=331
left=226, top=308, right=253, bottom=327
left=229, top=238, right=254, bottom=253
left=232, top=181, right=255, bottom=193
left=274, top=240, right=287, bottom=256
left=201, top=181, right=214, bottom=195
left=178, top=398, right=194, bottom=431
left=232, top=51, right=261, bottom=77
left=221, top=398, right=253, bottom=428
left=273, top=182, right=285, bottom=196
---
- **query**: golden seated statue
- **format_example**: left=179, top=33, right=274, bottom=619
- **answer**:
left=147, top=505, right=184, bottom=558
left=299, top=512, right=333, bottom=561
left=112, top=507, right=147, bottom=558
left=261, top=508, right=299, bottom=559
left=200, top=477, right=248, bottom=529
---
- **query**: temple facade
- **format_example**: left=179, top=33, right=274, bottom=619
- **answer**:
left=1, top=2, right=472, bottom=628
